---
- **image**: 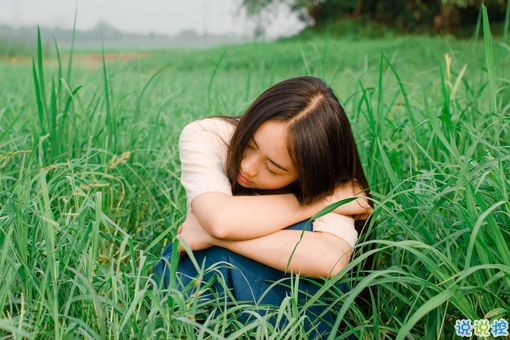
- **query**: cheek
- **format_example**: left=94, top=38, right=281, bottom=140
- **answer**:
left=258, top=175, right=296, bottom=190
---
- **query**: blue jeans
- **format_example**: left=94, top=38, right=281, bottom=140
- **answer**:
left=154, top=220, right=349, bottom=338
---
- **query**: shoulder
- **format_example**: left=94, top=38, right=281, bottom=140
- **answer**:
left=179, top=117, right=236, bottom=162
left=181, top=117, right=235, bottom=141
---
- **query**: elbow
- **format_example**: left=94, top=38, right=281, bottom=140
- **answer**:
left=207, top=226, right=230, bottom=240
left=201, top=214, right=232, bottom=240
left=323, top=252, right=351, bottom=278
left=311, top=233, right=353, bottom=278
left=192, top=195, right=236, bottom=240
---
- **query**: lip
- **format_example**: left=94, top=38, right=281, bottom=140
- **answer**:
left=237, top=172, right=252, bottom=185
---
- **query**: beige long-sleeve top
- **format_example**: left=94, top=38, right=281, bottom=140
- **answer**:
left=179, top=117, right=358, bottom=247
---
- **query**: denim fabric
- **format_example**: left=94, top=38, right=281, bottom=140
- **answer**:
left=154, top=220, right=349, bottom=338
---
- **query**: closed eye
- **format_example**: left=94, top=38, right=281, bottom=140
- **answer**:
left=247, top=139, right=257, bottom=149
left=265, top=163, right=277, bottom=176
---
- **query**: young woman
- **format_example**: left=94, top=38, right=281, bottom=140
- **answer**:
left=155, top=76, right=372, bottom=336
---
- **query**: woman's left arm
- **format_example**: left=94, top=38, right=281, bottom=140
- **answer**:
left=216, top=230, right=352, bottom=278
left=177, top=213, right=353, bottom=278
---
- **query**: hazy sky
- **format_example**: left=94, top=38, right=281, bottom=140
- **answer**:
left=0, top=0, right=304, bottom=38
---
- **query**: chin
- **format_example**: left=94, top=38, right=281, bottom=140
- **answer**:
left=237, top=179, right=254, bottom=189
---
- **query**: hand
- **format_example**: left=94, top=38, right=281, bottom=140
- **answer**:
left=325, top=181, right=373, bottom=220
left=176, top=213, right=216, bottom=253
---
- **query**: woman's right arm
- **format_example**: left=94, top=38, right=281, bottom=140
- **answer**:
left=192, top=192, right=319, bottom=240
left=191, top=189, right=368, bottom=240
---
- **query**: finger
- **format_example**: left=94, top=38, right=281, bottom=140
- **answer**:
left=353, top=211, right=371, bottom=221
left=353, top=207, right=374, bottom=221
left=334, top=198, right=372, bottom=216
left=176, top=236, right=185, bottom=253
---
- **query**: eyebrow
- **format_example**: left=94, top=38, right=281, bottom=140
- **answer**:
left=251, top=138, right=290, bottom=172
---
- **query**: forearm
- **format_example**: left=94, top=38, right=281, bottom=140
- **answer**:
left=192, top=192, right=321, bottom=240
left=214, top=230, right=352, bottom=278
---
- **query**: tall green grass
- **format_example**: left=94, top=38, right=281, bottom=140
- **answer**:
left=0, top=10, right=509, bottom=338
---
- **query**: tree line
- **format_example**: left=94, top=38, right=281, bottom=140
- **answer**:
left=242, top=0, right=508, bottom=35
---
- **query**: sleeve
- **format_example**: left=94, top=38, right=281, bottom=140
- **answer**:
left=313, top=214, right=358, bottom=248
left=179, top=120, right=233, bottom=211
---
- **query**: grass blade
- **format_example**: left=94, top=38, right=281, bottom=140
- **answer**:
left=395, top=289, right=455, bottom=340
left=32, top=59, right=46, bottom=136
left=101, top=37, right=116, bottom=153
left=504, top=0, right=510, bottom=43
left=36, top=27, right=48, bottom=118
left=66, top=2, right=79, bottom=85
left=482, top=4, right=497, bottom=112
left=208, top=50, right=227, bottom=110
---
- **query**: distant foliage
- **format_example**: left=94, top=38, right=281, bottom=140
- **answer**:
left=441, top=0, right=505, bottom=8
left=0, top=37, right=34, bottom=59
left=241, top=0, right=509, bottom=34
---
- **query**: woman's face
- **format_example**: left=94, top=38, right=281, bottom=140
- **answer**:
left=237, top=120, right=298, bottom=190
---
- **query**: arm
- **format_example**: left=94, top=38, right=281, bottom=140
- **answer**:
left=191, top=187, right=369, bottom=240
left=177, top=213, right=354, bottom=278
left=215, top=230, right=352, bottom=278
left=192, top=192, right=320, bottom=240
left=179, top=118, right=371, bottom=240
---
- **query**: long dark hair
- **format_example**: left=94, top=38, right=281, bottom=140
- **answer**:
left=224, top=76, right=371, bottom=207
left=222, top=76, right=376, bottom=313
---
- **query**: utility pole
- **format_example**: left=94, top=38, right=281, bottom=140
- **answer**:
left=203, top=0, right=209, bottom=36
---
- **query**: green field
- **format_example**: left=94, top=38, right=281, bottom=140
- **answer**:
left=1, top=19, right=509, bottom=339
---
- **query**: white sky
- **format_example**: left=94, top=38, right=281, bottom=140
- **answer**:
left=0, top=0, right=304, bottom=38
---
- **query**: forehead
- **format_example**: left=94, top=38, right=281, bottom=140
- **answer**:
left=253, top=120, right=294, bottom=170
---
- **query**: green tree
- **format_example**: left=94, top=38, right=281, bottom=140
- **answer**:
left=240, top=0, right=360, bottom=27
left=240, top=0, right=508, bottom=34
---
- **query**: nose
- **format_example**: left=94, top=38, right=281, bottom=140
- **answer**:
left=241, top=152, right=257, bottom=176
